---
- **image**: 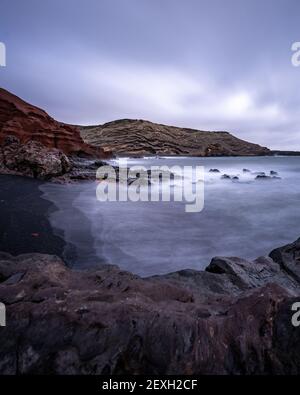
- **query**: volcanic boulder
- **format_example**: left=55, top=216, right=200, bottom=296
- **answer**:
left=0, top=135, right=72, bottom=180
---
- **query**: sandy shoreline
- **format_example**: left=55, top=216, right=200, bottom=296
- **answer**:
left=0, top=175, right=67, bottom=258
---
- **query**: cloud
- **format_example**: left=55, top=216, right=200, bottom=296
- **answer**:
left=74, top=58, right=293, bottom=149
left=1, top=0, right=300, bottom=149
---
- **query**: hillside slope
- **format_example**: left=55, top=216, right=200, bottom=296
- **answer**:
left=0, top=88, right=112, bottom=180
left=0, top=88, right=108, bottom=157
left=80, top=119, right=270, bottom=157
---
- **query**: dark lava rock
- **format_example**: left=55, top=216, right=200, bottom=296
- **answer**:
left=232, top=176, right=239, bottom=180
left=243, top=168, right=251, bottom=173
left=270, top=170, right=278, bottom=176
left=209, top=168, right=220, bottom=173
left=0, top=136, right=72, bottom=180
left=255, top=175, right=272, bottom=180
left=221, top=174, right=231, bottom=179
left=1, top=238, right=300, bottom=374
left=0, top=137, right=109, bottom=183
left=256, top=174, right=281, bottom=180
left=269, top=238, right=300, bottom=283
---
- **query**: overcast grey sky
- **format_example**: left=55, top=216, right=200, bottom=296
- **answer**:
left=0, top=0, right=300, bottom=149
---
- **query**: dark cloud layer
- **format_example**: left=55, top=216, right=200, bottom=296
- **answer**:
left=0, top=0, right=300, bottom=149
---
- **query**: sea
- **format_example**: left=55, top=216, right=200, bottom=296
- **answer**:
left=40, top=156, right=300, bottom=277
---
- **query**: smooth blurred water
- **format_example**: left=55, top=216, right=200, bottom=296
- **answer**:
left=40, top=156, right=300, bottom=277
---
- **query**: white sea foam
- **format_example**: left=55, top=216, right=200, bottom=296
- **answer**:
left=40, top=156, right=300, bottom=277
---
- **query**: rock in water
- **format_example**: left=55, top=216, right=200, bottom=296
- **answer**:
left=269, top=237, right=300, bottom=283
left=221, top=174, right=231, bottom=179
left=255, top=174, right=272, bottom=180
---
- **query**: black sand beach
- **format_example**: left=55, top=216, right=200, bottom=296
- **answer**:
left=0, top=175, right=66, bottom=258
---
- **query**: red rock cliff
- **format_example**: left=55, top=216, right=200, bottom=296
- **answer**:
left=0, top=88, right=110, bottom=158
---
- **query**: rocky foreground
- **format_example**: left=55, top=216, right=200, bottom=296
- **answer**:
left=0, top=238, right=300, bottom=374
left=80, top=119, right=270, bottom=157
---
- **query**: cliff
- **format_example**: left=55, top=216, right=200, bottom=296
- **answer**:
left=0, top=88, right=111, bottom=180
left=79, top=119, right=271, bottom=157
left=0, top=88, right=270, bottom=160
left=0, top=88, right=109, bottom=157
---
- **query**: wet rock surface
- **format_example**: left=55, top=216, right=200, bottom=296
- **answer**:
left=216, top=168, right=282, bottom=182
left=0, top=239, right=300, bottom=374
left=255, top=174, right=281, bottom=180
left=0, top=135, right=110, bottom=182
left=221, top=174, right=231, bottom=179
left=0, top=136, right=72, bottom=180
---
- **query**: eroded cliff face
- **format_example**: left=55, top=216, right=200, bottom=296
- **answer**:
left=0, top=88, right=111, bottom=180
left=0, top=88, right=270, bottom=161
left=0, top=88, right=109, bottom=157
left=80, top=119, right=271, bottom=157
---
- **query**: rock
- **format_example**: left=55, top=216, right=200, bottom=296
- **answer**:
left=0, top=137, right=72, bottom=180
left=206, top=255, right=299, bottom=292
left=243, top=168, right=251, bottom=172
left=221, top=174, right=231, bottom=179
left=255, top=175, right=272, bottom=180
left=79, top=119, right=271, bottom=157
left=0, top=88, right=114, bottom=181
left=270, top=170, right=278, bottom=176
left=232, top=176, right=239, bottom=180
left=94, top=160, right=106, bottom=167
left=269, top=238, right=300, bottom=283
left=2, top=272, right=25, bottom=285
left=253, top=172, right=266, bottom=176
left=1, top=238, right=300, bottom=374
left=256, top=174, right=281, bottom=180
left=209, top=168, right=220, bottom=173
left=0, top=88, right=111, bottom=158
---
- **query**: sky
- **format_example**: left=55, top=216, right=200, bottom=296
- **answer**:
left=0, top=0, right=300, bottom=150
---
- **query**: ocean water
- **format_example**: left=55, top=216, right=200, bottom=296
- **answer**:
left=40, top=156, right=300, bottom=277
